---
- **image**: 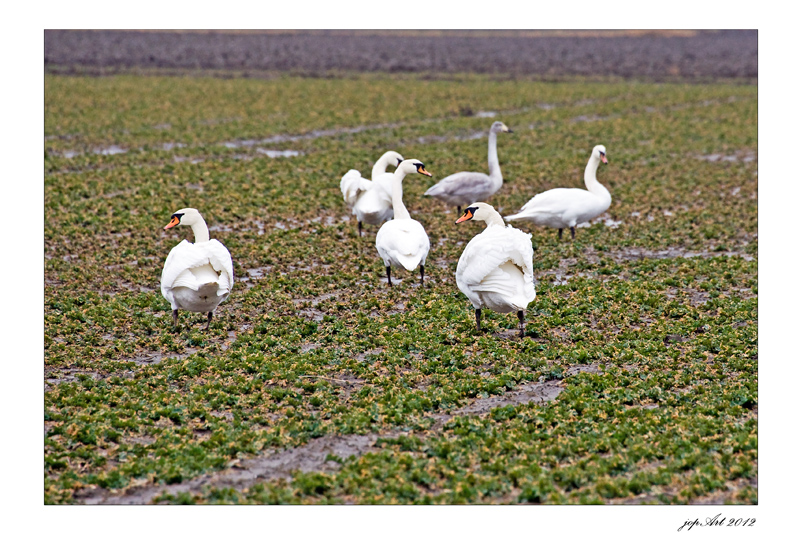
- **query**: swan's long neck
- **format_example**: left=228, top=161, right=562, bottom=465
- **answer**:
left=487, top=131, right=503, bottom=185
left=190, top=219, right=210, bottom=243
left=391, top=170, right=411, bottom=220
left=481, top=209, right=506, bottom=228
left=584, top=156, right=610, bottom=201
left=372, top=153, right=399, bottom=179
left=372, top=153, right=395, bottom=179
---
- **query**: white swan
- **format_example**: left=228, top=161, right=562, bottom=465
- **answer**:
left=504, top=145, right=610, bottom=239
left=340, top=150, right=404, bottom=236
left=424, top=121, right=512, bottom=212
left=375, top=159, right=432, bottom=287
left=455, top=202, right=536, bottom=338
left=161, top=208, right=234, bottom=330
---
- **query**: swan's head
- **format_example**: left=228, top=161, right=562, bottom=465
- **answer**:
left=384, top=150, right=404, bottom=167
left=397, top=158, right=432, bottom=177
left=593, top=145, right=608, bottom=164
left=455, top=202, right=497, bottom=224
left=491, top=121, right=513, bottom=134
left=164, top=207, right=202, bottom=230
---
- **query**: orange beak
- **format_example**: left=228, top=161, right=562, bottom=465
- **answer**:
left=164, top=216, right=180, bottom=230
left=418, top=168, right=432, bottom=177
left=455, top=211, right=473, bottom=224
left=601, top=154, right=608, bottom=164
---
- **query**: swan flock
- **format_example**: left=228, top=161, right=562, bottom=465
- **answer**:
left=161, top=126, right=612, bottom=338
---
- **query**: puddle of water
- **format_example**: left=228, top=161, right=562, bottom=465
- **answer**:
left=256, top=148, right=301, bottom=158
left=570, top=115, right=602, bottom=123
left=95, top=145, right=128, bottom=156
left=696, top=152, right=756, bottom=163
left=162, top=142, right=185, bottom=150
left=246, top=267, right=270, bottom=279
left=239, top=266, right=272, bottom=287
left=574, top=214, right=622, bottom=230
left=608, top=246, right=755, bottom=263
left=208, top=224, right=234, bottom=232
left=56, top=145, right=129, bottom=158
left=223, top=139, right=258, bottom=148
left=173, top=156, right=205, bottom=164
left=220, top=125, right=380, bottom=151
left=552, top=273, right=572, bottom=286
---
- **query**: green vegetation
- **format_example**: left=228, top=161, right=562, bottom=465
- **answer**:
left=44, top=73, right=757, bottom=504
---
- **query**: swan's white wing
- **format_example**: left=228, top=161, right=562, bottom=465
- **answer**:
left=372, top=172, right=395, bottom=204
left=456, top=226, right=535, bottom=302
left=505, top=188, right=594, bottom=221
left=161, top=240, right=234, bottom=300
left=162, top=240, right=205, bottom=301
left=340, top=169, right=373, bottom=208
left=205, top=239, right=235, bottom=296
left=352, top=172, right=394, bottom=225
left=375, top=219, right=430, bottom=271
left=424, top=172, right=494, bottom=204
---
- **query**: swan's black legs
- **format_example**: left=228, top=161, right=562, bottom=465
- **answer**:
left=172, top=309, right=179, bottom=328
left=475, top=309, right=482, bottom=333
left=205, top=312, right=213, bottom=330
left=420, top=264, right=425, bottom=287
left=386, top=266, right=393, bottom=287
left=558, top=228, right=563, bottom=240
left=518, top=310, right=525, bottom=338
left=358, top=221, right=363, bottom=237
left=570, top=226, right=576, bottom=239
left=457, top=205, right=461, bottom=214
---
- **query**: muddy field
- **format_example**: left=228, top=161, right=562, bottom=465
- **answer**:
left=44, top=29, right=757, bottom=80
left=44, top=29, right=757, bottom=508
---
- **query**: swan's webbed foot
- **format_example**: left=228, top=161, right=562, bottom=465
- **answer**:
left=570, top=226, right=576, bottom=240
left=517, top=310, right=525, bottom=338
left=205, top=312, right=213, bottom=331
left=475, top=309, right=482, bottom=333
left=558, top=228, right=563, bottom=240
left=386, top=266, right=393, bottom=287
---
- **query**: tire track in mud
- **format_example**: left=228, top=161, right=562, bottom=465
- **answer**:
left=74, top=363, right=600, bottom=504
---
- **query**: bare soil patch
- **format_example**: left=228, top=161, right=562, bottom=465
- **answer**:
left=45, top=30, right=757, bottom=81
